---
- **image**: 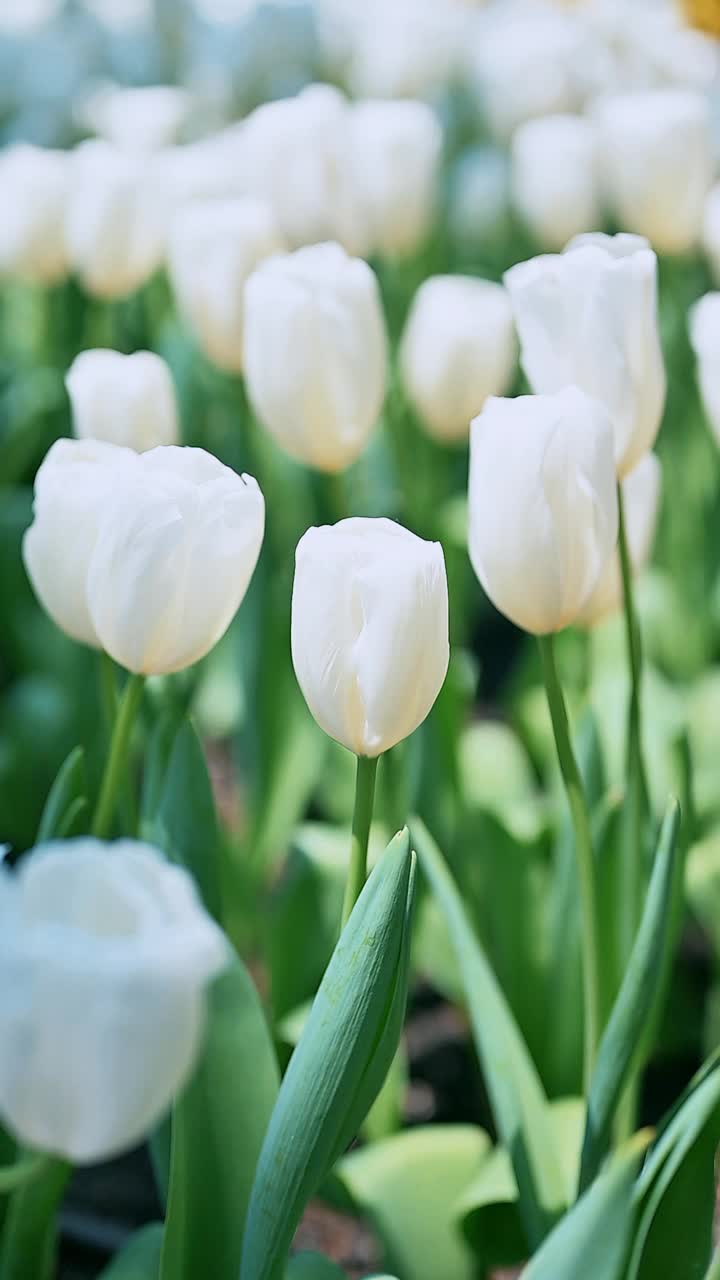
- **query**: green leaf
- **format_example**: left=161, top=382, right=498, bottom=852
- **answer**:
left=579, top=802, right=682, bottom=1192
left=240, top=830, right=416, bottom=1280
left=35, top=745, right=87, bottom=842
left=338, top=1125, right=487, bottom=1280
left=159, top=955, right=280, bottom=1280
left=523, top=1131, right=651, bottom=1280
left=284, top=1255, right=345, bottom=1280
left=99, top=1225, right=163, bottom=1279
left=411, top=817, right=565, bottom=1249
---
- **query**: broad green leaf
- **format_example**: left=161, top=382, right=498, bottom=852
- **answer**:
left=579, top=802, right=682, bottom=1192
left=459, top=720, right=545, bottom=841
left=240, top=831, right=416, bottom=1280
left=362, top=1044, right=407, bottom=1143
left=523, top=1132, right=651, bottom=1280
left=411, top=817, right=565, bottom=1248
left=285, top=1255, right=345, bottom=1280
left=35, top=745, right=86, bottom=842
left=687, top=830, right=720, bottom=955
left=99, top=1225, right=163, bottom=1279
left=160, top=955, right=279, bottom=1280
left=338, top=1126, right=489, bottom=1280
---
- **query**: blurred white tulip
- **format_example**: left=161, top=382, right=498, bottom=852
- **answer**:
left=0, top=0, right=61, bottom=31
left=399, top=275, right=516, bottom=443
left=244, top=242, right=387, bottom=473
left=468, top=387, right=619, bottom=635
left=66, top=350, right=180, bottom=452
left=701, top=184, right=720, bottom=285
left=87, top=447, right=265, bottom=675
left=76, top=84, right=193, bottom=151
left=157, top=127, right=252, bottom=207
left=167, top=197, right=283, bottom=373
left=291, top=518, right=449, bottom=756
left=593, top=88, right=714, bottom=255
left=577, top=452, right=662, bottom=627
left=504, top=233, right=665, bottom=477
left=342, top=0, right=467, bottom=100
left=689, top=291, right=720, bottom=445
left=0, top=839, right=227, bottom=1163
left=23, top=439, right=139, bottom=648
left=65, top=140, right=165, bottom=298
left=511, top=114, right=601, bottom=251
left=0, top=145, right=69, bottom=285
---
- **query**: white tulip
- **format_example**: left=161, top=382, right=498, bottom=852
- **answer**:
left=468, top=387, right=619, bottom=635
left=399, top=275, right=516, bottom=443
left=504, top=233, right=665, bottom=477
left=593, top=89, right=714, bottom=255
left=577, top=452, right=662, bottom=627
left=291, top=518, right=449, bottom=757
left=65, top=140, right=165, bottom=298
left=23, top=439, right=139, bottom=648
left=0, top=839, right=227, bottom=1163
left=343, top=0, right=466, bottom=100
left=76, top=84, right=192, bottom=151
left=66, top=350, right=179, bottom=452
left=87, top=447, right=265, bottom=674
left=689, top=291, right=720, bottom=445
left=346, top=100, right=442, bottom=260
left=167, top=198, right=283, bottom=373
left=701, top=185, right=720, bottom=285
left=243, top=243, right=387, bottom=473
left=511, top=114, right=601, bottom=251
left=0, top=144, right=69, bottom=284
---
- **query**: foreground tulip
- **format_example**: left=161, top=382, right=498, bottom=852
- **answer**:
left=244, top=243, right=387, bottom=472
left=689, top=292, right=720, bottom=445
left=0, top=839, right=227, bottom=1162
left=167, top=197, right=283, bottom=373
left=593, top=89, right=713, bottom=255
left=577, top=453, right=662, bottom=627
left=468, top=388, right=618, bottom=635
left=0, top=144, right=68, bottom=284
left=66, top=349, right=179, bottom=451
left=399, top=275, right=515, bottom=443
left=291, top=517, right=449, bottom=757
left=504, top=233, right=665, bottom=477
left=23, top=439, right=139, bottom=647
left=511, top=114, right=600, bottom=251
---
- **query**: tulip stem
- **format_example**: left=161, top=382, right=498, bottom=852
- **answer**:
left=341, top=755, right=379, bottom=929
left=0, top=1155, right=70, bottom=1280
left=538, top=634, right=600, bottom=1092
left=91, top=672, right=145, bottom=839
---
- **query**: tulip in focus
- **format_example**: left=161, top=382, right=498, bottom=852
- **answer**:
left=399, top=275, right=516, bottom=443
left=593, top=88, right=714, bottom=255
left=66, top=349, right=180, bottom=451
left=504, top=232, right=666, bottom=477
left=468, top=387, right=619, bottom=635
left=577, top=453, right=662, bottom=627
left=167, top=197, right=283, bottom=373
left=689, top=291, right=720, bottom=445
left=0, top=839, right=227, bottom=1162
left=244, top=242, right=387, bottom=473
left=511, top=114, right=601, bottom=251
left=0, top=144, right=69, bottom=285
left=291, top=518, right=449, bottom=756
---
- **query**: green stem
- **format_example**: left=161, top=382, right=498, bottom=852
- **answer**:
left=91, top=673, right=145, bottom=838
left=0, top=1156, right=70, bottom=1280
left=341, top=755, right=379, bottom=929
left=538, top=634, right=601, bottom=1092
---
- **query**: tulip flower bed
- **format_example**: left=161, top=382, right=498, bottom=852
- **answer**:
left=5, top=3, right=720, bottom=1280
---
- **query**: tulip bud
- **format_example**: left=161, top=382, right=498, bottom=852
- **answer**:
left=504, top=233, right=666, bottom=477
left=291, top=517, right=449, bottom=757
left=468, top=388, right=619, bottom=635
left=511, top=114, right=601, bottom=252
left=577, top=452, right=662, bottom=628
left=66, top=349, right=179, bottom=451
left=23, top=438, right=139, bottom=648
left=689, top=291, right=720, bottom=445
left=167, top=198, right=283, bottom=373
left=593, top=89, right=714, bottom=255
left=0, top=144, right=68, bottom=285
left=0, top=839, right=227, bottom=1163
left=244, top=243, right=387, bottom=473
left=86, top=447, right=265, bottom=675
left=65, top=140, right=164, bottom=298
left=399, top=275, right=516, bottom=443
left=76, top=84, right=192, bottom=151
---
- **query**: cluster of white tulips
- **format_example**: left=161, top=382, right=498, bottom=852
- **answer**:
left=4, top=2, right=720, bottom=1280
